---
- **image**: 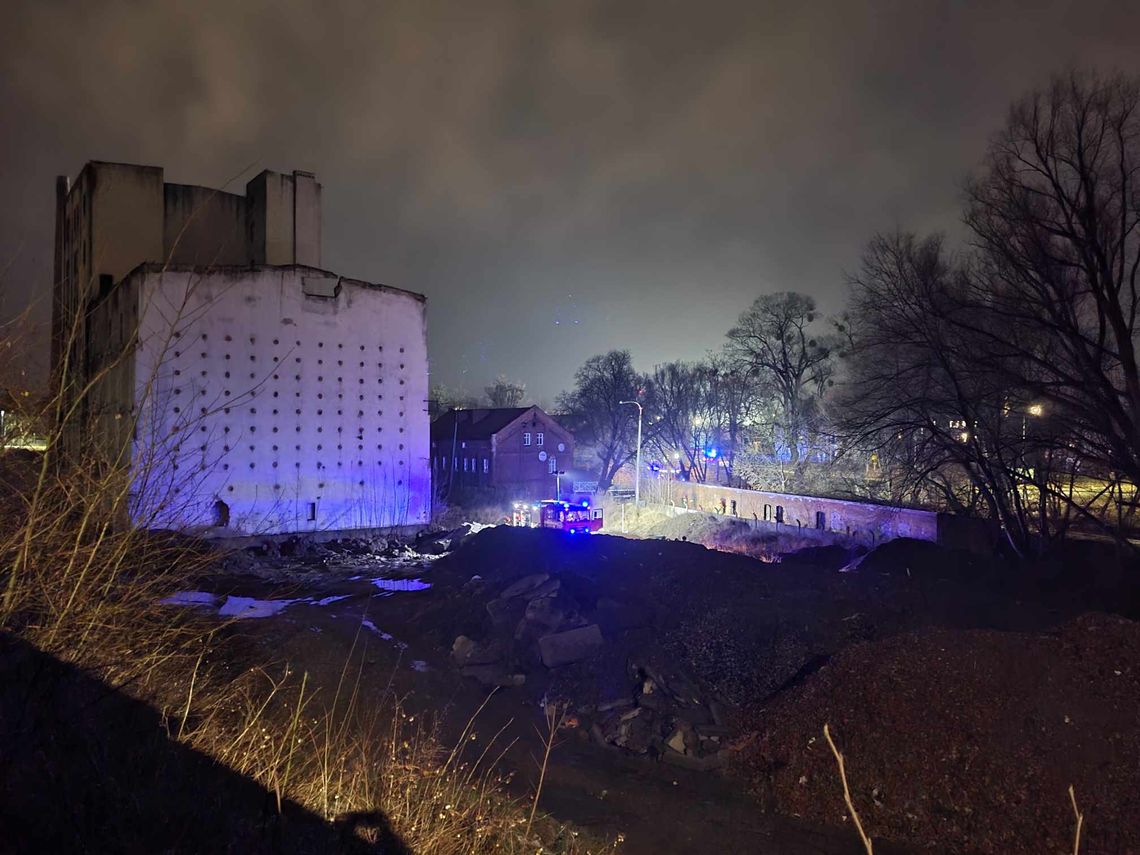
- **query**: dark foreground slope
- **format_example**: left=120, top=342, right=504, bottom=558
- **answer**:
left=415, top=527, right=1140, bottom=853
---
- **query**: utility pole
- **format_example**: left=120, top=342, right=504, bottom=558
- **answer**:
left=619, top=400, right=643, bottom=505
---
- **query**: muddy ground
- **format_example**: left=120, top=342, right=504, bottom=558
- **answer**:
left=176, top=524, right=1140, bottom=854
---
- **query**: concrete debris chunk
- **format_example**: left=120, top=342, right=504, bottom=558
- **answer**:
left=451, top=635, right=476, bottom=666
left=538, top=624, right=604, bottom=667
left=500, top=573, right=551, bottom=599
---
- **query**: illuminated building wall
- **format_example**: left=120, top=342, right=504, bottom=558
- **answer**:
left=87, top=264, right=430, bottom=535
left=55, top=162, right=430, bottom=535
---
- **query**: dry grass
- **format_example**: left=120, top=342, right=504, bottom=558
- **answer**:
left=0, top=431, right=611, bottom=852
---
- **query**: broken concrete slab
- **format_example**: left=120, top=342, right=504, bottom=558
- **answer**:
left=485, top=597, right=525, bottom=626
left=523, top=595, right=573, bottom=632
left=527, top=578, right=561, bottom=600
left=500, top=573, right=550, bottom=599
left=451, top=635, right=476, bottom=666
left=538, top=623, right=604, bottom=667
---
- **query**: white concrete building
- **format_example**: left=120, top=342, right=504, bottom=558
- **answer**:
left=54, top=162, right=430, bottom=535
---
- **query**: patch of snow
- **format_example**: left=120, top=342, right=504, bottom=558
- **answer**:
left=218, top=595, right=299, bottom=619
left=360, top=619, right=395, bottom=641
left=410, top=660, right=430, bottom=672
left=311, top=594, right=351, bottom=606
left=371, top=577, right=431, bottom=594
left=159, top=591, right=218, bottom=608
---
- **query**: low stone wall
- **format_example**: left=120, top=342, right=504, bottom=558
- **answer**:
left=636, top=479, right=940, bottom=546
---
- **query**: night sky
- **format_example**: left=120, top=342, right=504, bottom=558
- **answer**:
left=2, top=1, right=1138, bottom=402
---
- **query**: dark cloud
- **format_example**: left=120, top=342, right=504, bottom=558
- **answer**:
left=2, top=0, right=1138, bottom=400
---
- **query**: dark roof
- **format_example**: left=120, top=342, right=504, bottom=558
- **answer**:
left=430, top=407, right=532, bottom=442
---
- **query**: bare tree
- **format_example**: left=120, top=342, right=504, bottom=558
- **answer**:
left=706, top=352, right=766, bottom=484
left=964, top=70, right=1140, bottom=496
left=555, top=350, right=648, bottom=490
left=838, top=232, right=1048, bottom=554
left=484, top=375, right=526, bottom=408
left=726, top=292, right=836, bottom=465
left=429, top=382, right=482, bottom=417
left=647, top=361, right=717, bottom=482
left=836, top=72, right=1140, bottom=554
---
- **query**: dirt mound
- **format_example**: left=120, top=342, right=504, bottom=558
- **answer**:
left=627, top=508, right=832, bottom=562
left=737, top=613, right=1140, bottom=854
left=779, top=544, right=861, bottom=572
left=417, top=526, right=1096, bottom=778
left=852, top=537, right=990, bottom=579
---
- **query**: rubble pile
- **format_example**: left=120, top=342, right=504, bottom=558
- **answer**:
left=441, top=563, right=741, bottom=769
left=220, top=523, right=491, bottom=577
left=579, top=658, right=734, bottom=769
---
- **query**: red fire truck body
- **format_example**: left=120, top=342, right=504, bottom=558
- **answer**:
left=511, top=500, right=603, bottom=534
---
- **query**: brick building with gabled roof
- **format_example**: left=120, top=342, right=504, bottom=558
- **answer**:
left=430, top=405, right=574, bottom=499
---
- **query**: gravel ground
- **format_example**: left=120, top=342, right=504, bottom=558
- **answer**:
left=735, top=613, right=1140, bottom=853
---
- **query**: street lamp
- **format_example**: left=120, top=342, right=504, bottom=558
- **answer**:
left=619, top=399, right=643, bottom=505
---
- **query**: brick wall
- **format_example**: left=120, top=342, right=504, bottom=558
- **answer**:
left=638, top=478, right=939, bottom=544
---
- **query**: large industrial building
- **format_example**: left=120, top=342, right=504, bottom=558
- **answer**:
left=53, top=161, right=430, bottom=535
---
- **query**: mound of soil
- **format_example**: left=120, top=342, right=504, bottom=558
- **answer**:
left=624, top=508, right=826, bottom=561
left=415, top=527, right=1105, bottom=776
left=737, top=613, right=1140, bottom=854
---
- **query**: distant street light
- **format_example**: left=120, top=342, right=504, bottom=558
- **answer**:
left=619, top=399, right=643, bottom=505
left=1028, top=403, right=1044, bottom=417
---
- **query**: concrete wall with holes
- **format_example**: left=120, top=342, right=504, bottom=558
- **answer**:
left=117, top=263, right=429, bottom=536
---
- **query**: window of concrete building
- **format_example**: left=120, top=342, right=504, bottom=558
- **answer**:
left=548, top=456, right=557, bottom=474
left=483, top=458, right=489, bottom=474
left=307, top=502, right=317, bottom=522
left=537, top=432, right=544, bottom=446
left=775, top=505, right=784, bottom=524
left=523, top=432, right=532, bottom=446
left=764, top=504, right=771, bottom=521
left=730, top=500, right=737, bottom=516
left=815, top=511, right=826, bottom=530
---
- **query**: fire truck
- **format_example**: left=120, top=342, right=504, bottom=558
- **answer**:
left=510, top=500, right=603, bottom=534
